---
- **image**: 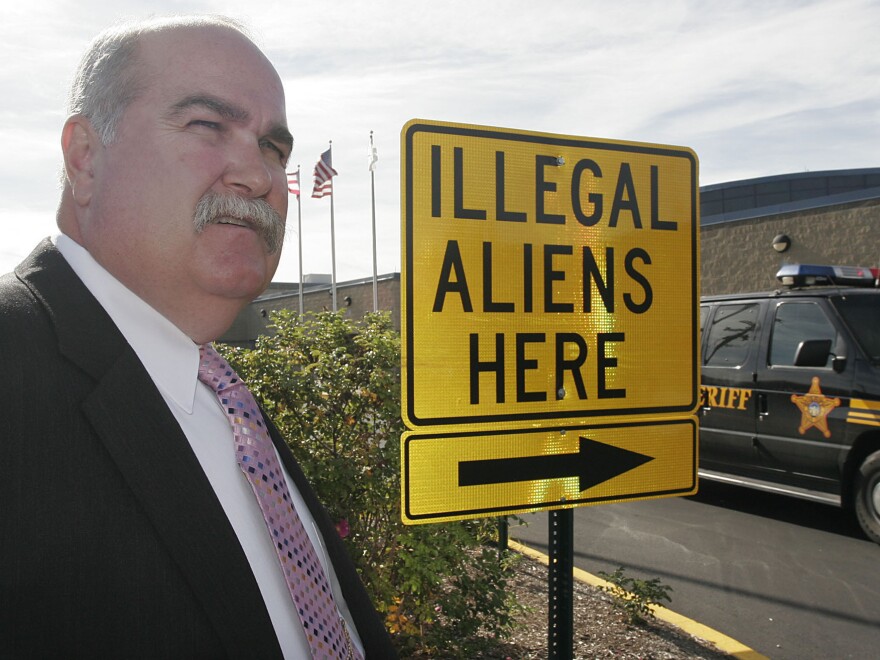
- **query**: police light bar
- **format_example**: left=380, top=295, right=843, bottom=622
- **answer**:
left=776, top=264, right=879, bottom=288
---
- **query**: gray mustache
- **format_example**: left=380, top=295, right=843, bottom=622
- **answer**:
left=193, top=193, right=285, bottom=253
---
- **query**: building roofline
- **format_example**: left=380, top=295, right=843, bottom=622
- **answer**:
left=700, top=167, right=880, bottom=193
left=256, top=272, right=400, bottom=303
left=700, top=167, right=880, bottom=226
left=701, top=186, right=880, bottom=226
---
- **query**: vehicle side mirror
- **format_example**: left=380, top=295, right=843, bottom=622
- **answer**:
left=794, top=339, right=832, bottom=367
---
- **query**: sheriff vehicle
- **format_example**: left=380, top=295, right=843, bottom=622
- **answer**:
left=699, top=264, right=880, bottom=543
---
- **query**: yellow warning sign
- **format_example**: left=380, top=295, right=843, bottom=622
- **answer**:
left=401, top=119, right=699, bottom=429
left=402, top=418, right=697, bottom=523
left=400, top=119, right=700, bottom=524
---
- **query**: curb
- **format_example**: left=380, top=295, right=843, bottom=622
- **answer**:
left=508, top=539, right=769, bottom=660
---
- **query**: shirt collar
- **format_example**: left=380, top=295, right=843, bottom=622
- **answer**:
left=53, top=234, right=200, bottom=413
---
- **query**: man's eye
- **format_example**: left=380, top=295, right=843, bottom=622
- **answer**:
left=190, top=119, right=220, bottom=129
left=261, top=140, right=287, bottom=164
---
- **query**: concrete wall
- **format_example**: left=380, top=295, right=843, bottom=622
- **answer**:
left=701, top=198, right=880, bottom=296
left=221, top=274, right=401, bottom=346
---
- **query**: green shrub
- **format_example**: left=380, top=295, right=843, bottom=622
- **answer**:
left=222, top=310, right=520, bottom=656
left=597, top=566, right=673, bottom=624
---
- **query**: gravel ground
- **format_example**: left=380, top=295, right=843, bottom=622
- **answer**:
left=407, top=544, right=733, bottom=660
left=454, top=547, right=735, bottom=659
left=410, top=556, right=732, bottom=660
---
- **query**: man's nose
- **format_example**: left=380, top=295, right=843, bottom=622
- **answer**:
left=221, top=136, right=273, bottom=198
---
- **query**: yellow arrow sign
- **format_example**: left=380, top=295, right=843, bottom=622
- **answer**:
left=402, top=418, right=697, bottom=523
left=400, top=119, right=700, bottom=525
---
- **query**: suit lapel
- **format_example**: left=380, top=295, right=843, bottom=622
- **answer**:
left=17, top=241, right=282, bottom=658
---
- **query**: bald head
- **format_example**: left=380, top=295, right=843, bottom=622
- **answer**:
left=67, top=15, right=258, bottom=146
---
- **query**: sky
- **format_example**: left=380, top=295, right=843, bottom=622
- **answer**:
left=1, top=0, right=878, bottom=284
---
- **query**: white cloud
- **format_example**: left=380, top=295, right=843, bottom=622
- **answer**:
left=1, top=0, right=878, bottom=282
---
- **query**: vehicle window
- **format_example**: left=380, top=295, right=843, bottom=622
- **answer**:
left=769, top=302, right=837, bottom=367
left=700, top=305, right=709, bottom=334
left=832, top=294, right=880, bottom=364
left=704, top=303, right=759, bottom=367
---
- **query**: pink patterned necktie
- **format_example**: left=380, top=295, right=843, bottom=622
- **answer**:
left=198, top=343, right=360, bottom=660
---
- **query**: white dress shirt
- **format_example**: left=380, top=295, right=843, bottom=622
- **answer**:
left=54, top=234, right=363, bottom=659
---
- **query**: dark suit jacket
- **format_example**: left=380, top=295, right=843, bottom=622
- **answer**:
left=0, top=240, right=396, bottom=659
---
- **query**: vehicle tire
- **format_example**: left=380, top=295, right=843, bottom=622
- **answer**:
left=854, top=450, right=880, bottom=544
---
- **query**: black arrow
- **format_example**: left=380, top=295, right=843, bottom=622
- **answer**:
left=458, top=437, right=654, bottom=492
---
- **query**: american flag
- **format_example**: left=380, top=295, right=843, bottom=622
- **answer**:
left=312, top=148, right=338, bottom=199
left=286, top=170, right=300, bottom=197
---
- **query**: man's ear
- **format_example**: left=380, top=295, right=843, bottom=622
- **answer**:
left=61, top=116, right=101, bottom=207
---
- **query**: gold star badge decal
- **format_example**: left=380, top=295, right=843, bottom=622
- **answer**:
left=791, top=377, right=840, bottom=438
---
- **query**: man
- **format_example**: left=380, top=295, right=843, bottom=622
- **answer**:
left=0, top=15, right=396, bottom=659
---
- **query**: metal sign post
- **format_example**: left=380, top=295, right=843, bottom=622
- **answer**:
left=548, top=509, right=574, bottom=660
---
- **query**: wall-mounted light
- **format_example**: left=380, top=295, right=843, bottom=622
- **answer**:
left=343, top=296, right=352, bottom=307
left=772, top=233, right=791, bottom=253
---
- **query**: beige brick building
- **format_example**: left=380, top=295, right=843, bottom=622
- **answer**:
left=222, top=273, right=400, bottom=346
left=700, top=168, right=880, bottom=295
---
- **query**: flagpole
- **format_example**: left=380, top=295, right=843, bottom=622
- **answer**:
left=370, top=131, right=378, bottom=312
left=329, top=141, right=338, bottom=312
left=296, top=164, right=303, bottom=315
